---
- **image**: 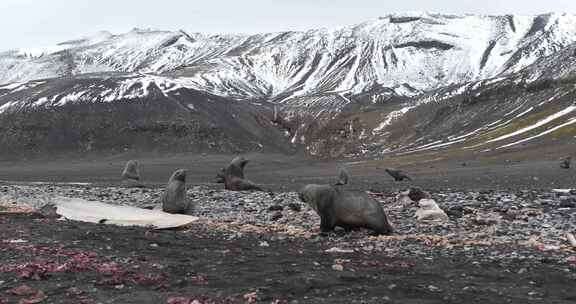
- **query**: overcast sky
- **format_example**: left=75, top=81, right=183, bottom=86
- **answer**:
left=1, top=0, right=576, bottom=51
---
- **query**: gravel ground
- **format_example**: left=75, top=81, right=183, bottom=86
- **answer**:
left=2, top=183, right=576, bottom=303
left=2, top=183, right=576, bottom=264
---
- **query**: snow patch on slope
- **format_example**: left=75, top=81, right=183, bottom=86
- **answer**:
left=486, top=105, right=576, bottom=143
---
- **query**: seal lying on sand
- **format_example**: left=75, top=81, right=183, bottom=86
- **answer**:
left=385, top=168, right=412, bottom=181
left=298, top=172, right=393, bottom=235
left=121, top=160, right=144, bottom=188
left=222, top=156, right=264, bottom=191
left=161, top=169, right=194, bottom=215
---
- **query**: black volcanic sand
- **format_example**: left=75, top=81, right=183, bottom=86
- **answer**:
left=1, top=214, right=575, bottom=304
left=0, top=152, right=575, bottom=191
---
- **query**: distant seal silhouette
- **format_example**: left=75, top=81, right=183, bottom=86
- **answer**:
left=385, top=168, right=412, bottom=181
left=121, top=160, right=144, bottom=188
left=560, top=157, right=571, bottom=169
left=226, top=156, right=247, bottom=179
left=298, top=171, right=393, bottom=235
left=335, top=167, right=349, bottom=186
left=223, top=156, right=264, bottom=191
left=161, top=169, right=194, bottom=215
left=214, top=168, right=226, bottom=183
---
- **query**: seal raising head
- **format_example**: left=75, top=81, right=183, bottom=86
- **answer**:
left=221, top=156, right=264, bottom=191
left=161, top=169, right=194, bottom=215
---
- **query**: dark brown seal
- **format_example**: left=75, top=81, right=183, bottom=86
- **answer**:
left=298, top=183, right=393, bottom=236
left=222, top=156, right=263, bottom=191
left=121, top=160, right=144, bottom=187
left=161, top=169, right=194, bottom=215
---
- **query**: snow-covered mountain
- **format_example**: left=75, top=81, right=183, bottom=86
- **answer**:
left=2, top=12, right=576, bottom=158
left=2, top=13, right=576, bottom=101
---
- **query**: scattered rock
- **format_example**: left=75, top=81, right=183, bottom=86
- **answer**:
left=325, top=247, right=354, bottom=253
left=408, top=187, right=429, bottom=202
left=558, top=197, right=576, bottom=208
left=428, top=285, right=441, bottom=292
left=270, top=212, right=283, bottom=221
left=9, top=285, right=34, bottom=296
left=2, top=183, right=576, bottom=264
left=473, top=213, right=501, bottom=226
left=268, top=205, right=284, bottom=212
left=37, top=203, right=60, bottom=219
left=446, top=206, right=464, bottom=218
left=415, top=199, right=449, bottom=222
left=566, top=233, right=576, bottom=248
left=19, top=290, right=47, bottom=304
left=287, top=203, right=302, bottom=212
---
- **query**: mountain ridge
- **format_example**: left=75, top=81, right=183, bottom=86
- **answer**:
left=2, top=12, right=576, bottom=100
left=1, top=13, right=576, bottom=158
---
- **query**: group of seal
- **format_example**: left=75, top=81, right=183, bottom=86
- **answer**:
left=120, top=160, right=194, bottom=215
left=119, top=157, right=265, bottom=216
left=118, top=157, right=403, bottom=236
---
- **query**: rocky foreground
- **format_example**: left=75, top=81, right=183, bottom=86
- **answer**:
left=1, top=183, right=576, bottom=303
left=1, top=184, right=576, bottom=263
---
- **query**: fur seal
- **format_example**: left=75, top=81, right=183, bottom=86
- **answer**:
left=161, top=169, right=194, bottom=215
left=225, top=156, right=247, bottom=179
left=121, top=160, right=144, bottom=187
left=214, top=168, right=226, bottom=183
left=560, top=157, right=571, bottom=169
left=298, top=177, right=393, bottom=235
left=385, top=168, right=412, bottom=181
left=335, top=167, right=349, bottom=186
left=222, top=156, right=264, bottom=191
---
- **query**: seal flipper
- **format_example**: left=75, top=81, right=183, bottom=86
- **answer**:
left=236, top=179, right=265, bottom=192
left=318, top=200, right=336, bottom=233
left=319, top=215, right=334, bottom=233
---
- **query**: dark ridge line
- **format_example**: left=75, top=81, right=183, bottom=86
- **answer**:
left=389, top=17, right=422, bottom=24
left=480, top=40, right=498, bottom=70
left=506, top=15, right=516, bottom=33
left=159, top=34, right=182, bottom=49
left=394, top=40, right=455, bottom=51
left=525, top=14, right=551, bottom=38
